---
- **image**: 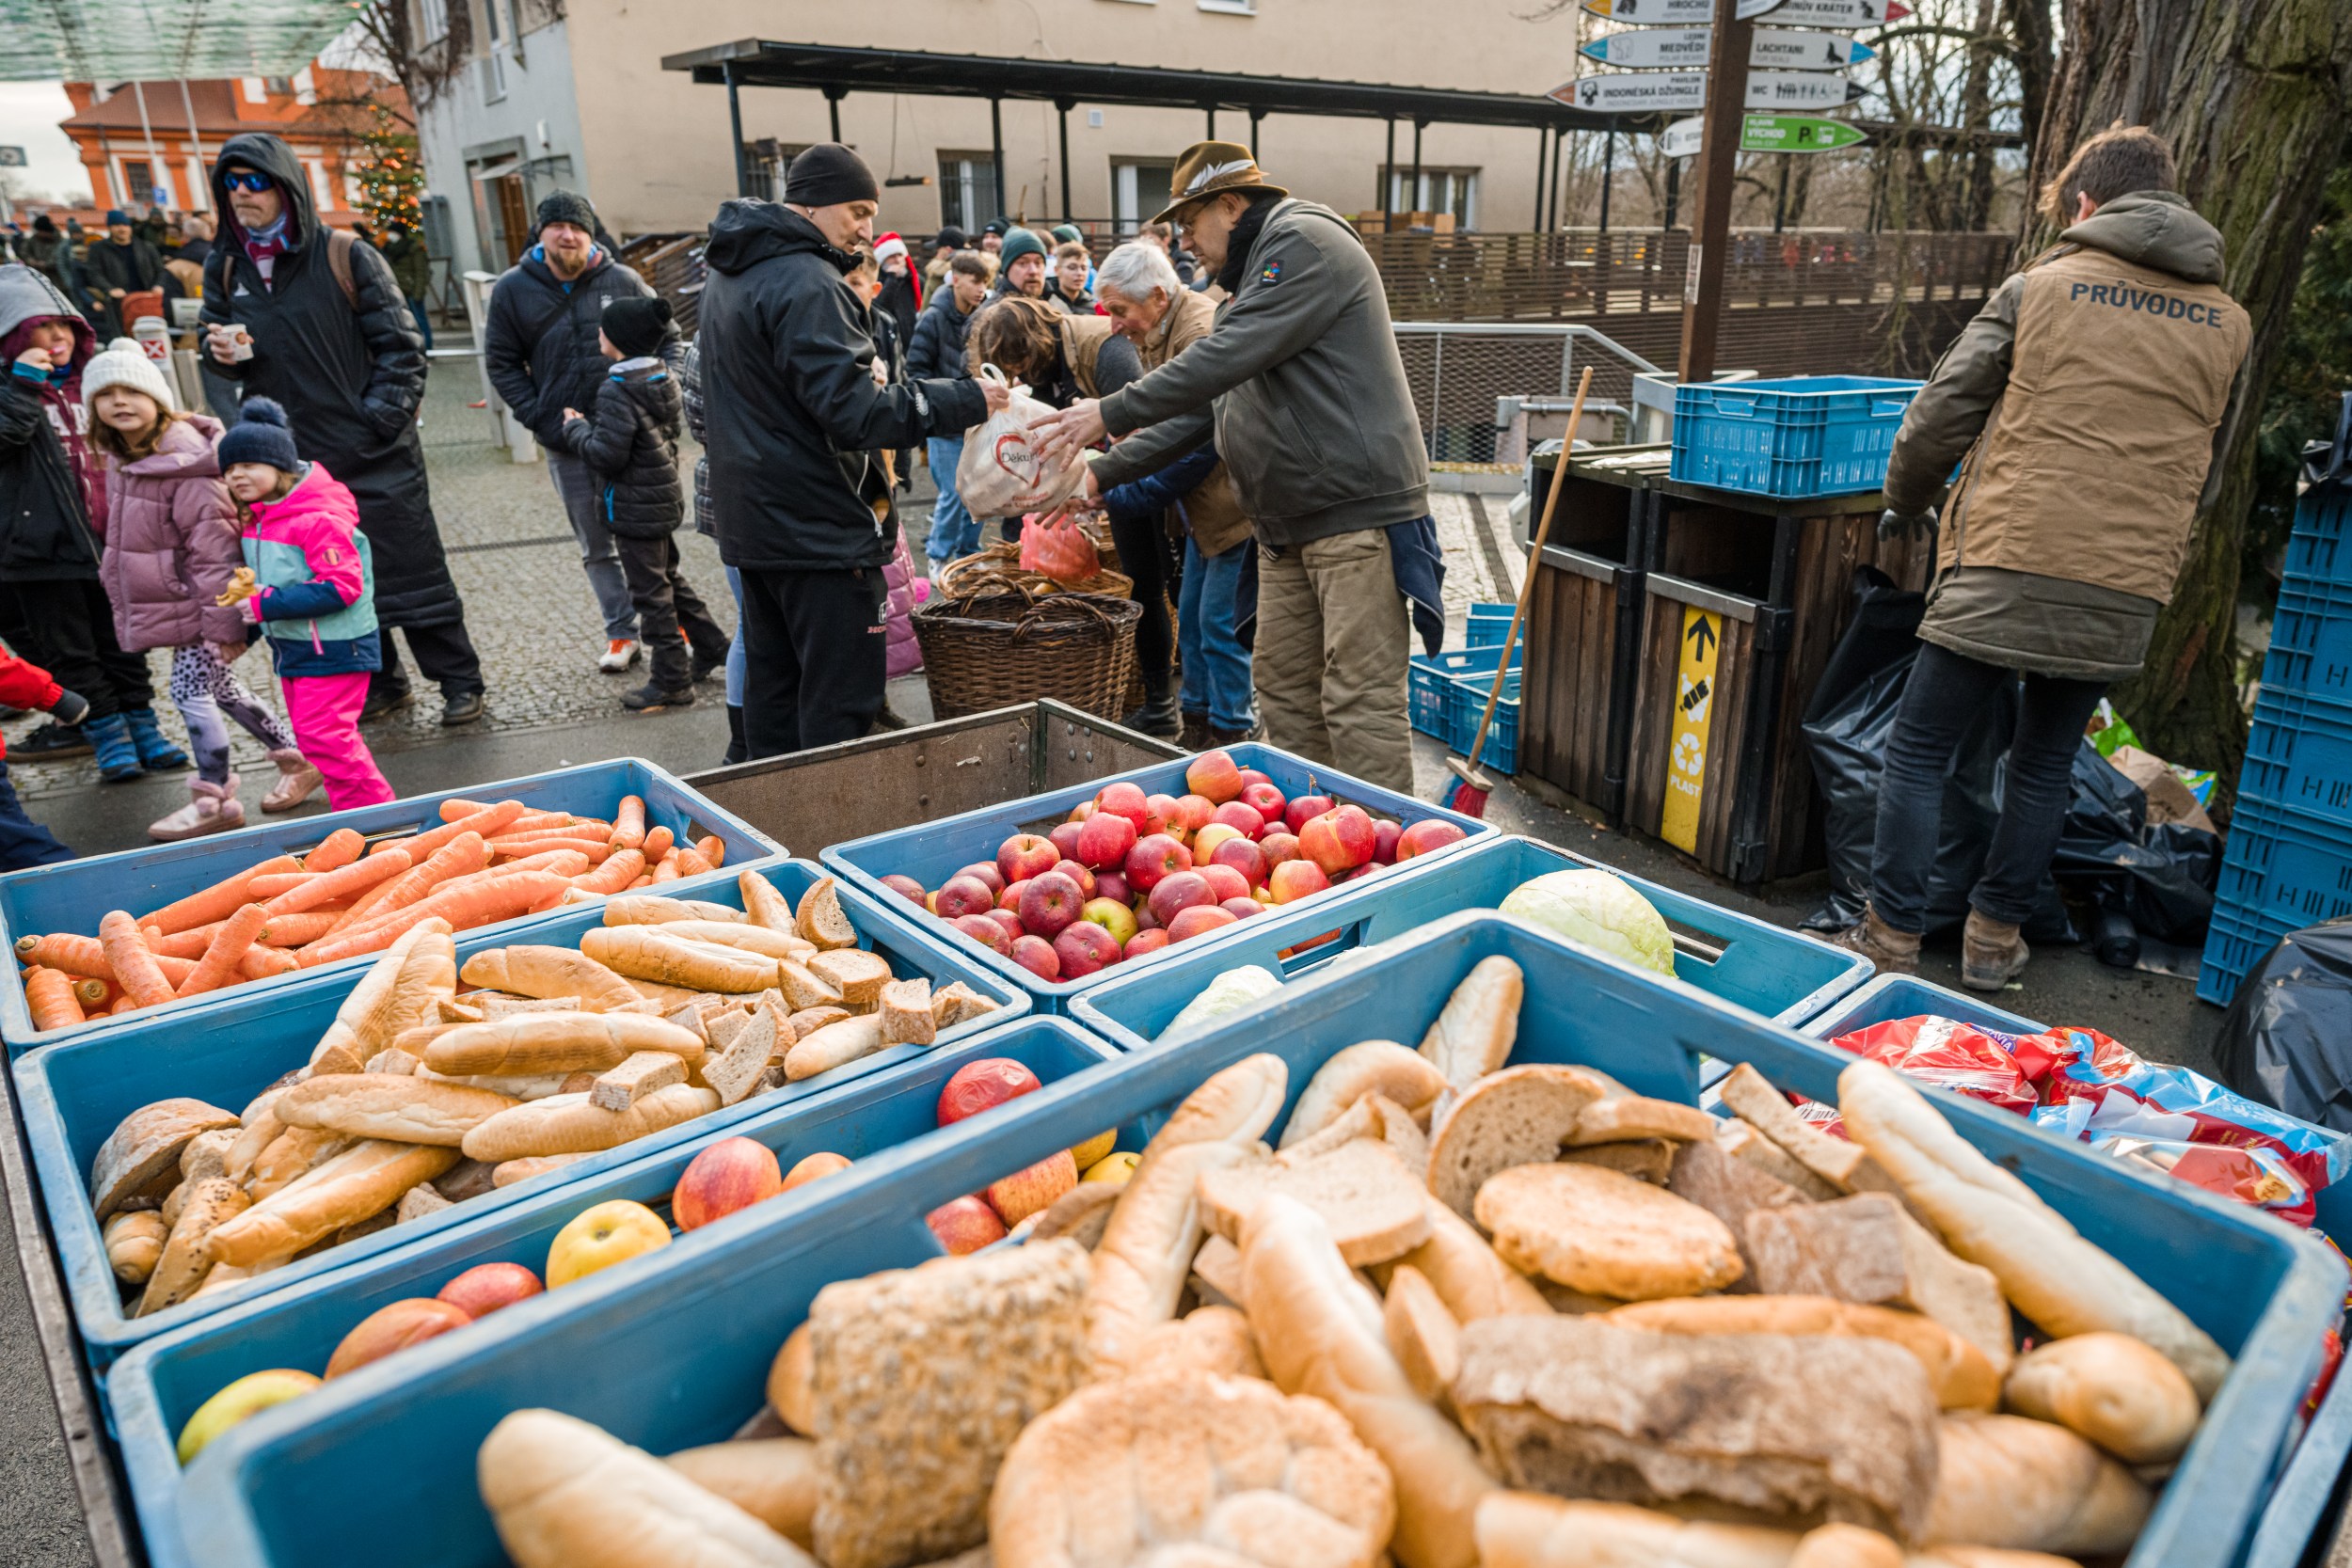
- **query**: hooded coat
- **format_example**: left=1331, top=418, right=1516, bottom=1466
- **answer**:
left=696, top=200, right=989, bottom=573
left=0, top=264, right=103, bottom=581
left=98, top=412, right=247, bottom=651
left=555, top=357, right=686, bottom=539
left=484, top=232, right=675, bottom=448
left=197, top=132, right=463, bottom=630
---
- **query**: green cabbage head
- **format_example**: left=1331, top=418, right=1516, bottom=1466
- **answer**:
left=1499, top=869, right=1675, bottom=976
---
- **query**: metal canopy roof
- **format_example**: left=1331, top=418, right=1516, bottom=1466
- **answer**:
left=661, top=40, right=1624, bottom=134
left=0, top=0, right=359, bottom=82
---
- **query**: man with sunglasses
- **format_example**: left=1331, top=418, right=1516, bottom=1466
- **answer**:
left=199, top=134, right=487, bottom=727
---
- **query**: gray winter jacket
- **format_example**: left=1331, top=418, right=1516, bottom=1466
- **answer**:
left=1090, top=198, right=1427, bottom=548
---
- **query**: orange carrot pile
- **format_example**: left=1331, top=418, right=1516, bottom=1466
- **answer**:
left=11, top=792, right=723, bottom=1033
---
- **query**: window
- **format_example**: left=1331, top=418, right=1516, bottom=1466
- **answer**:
left=292, top=67, right=317, bottom=106
left=416, top=0, right=449, bottom=43
left=1197, top=0, right=1256, bottom=11
left=240, top=77, right=268, bottom=103
left=1383, top=165, right=1479, bottom=230
left=937, top=154, right=997, bottom=231
left=482, top=0, right=511, bottom=101
left=1111, top=159, right=1176, bottom=233
left=120, top=159, right=158, bottom=207
left=263, top=76, right=294, bottom=96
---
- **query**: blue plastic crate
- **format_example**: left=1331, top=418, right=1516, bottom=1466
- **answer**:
left=2283, top=489, right=2352, bottom=589
left=15, top=862, right=1027, bottom=1367
left=2199, top=895, right=2301, bottom=1009
left=1669, top=375, right=1923, bottom=499
left=1409, top=642, right=1522, bottom=740
left=1073, top=834, right=1870, bottom=1048
left=2214, top=796, right=2352, bottom=936
left=2261, top=577, right=2352, bottom=706
left=0, top=759, right=783, bottom=1054
left=174, top=912, right=2346, bottom=1568
left=107, top=1017, right=1114, bottom=1568
left=1446, top=669, right=1519, bottom=774
left=2243, top=689, right=2352, bottom=826
left=1464, top=603, right=1516, bottom=648
left=1798, top=971, right=2043, bottom=1041
left=819, top=741, right=1494, bottom=1011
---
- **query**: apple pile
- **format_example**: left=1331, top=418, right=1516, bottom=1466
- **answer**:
left=881, top=750, right=1468, bottom=981
left=923, top=1057, right=1130, bottom=1256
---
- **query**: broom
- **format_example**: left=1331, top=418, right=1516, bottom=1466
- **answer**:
left=1441, top=365, right=1594, bottom=818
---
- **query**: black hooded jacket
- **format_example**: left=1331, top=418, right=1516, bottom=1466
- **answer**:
left=198, top=132, right=463, bottom=629
left=698, top=201, right=988, bottom=573
left=557, top=358, right=686, bottom=539
left=485, top=241, right=675, bottom=447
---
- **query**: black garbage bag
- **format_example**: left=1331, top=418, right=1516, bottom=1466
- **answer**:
left=2213, top=919, right=2352, bottom=1131
left=2048, top=738, right=2221, bottom=955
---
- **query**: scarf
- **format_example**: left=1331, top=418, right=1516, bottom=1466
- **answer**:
left=1214, top=197, right=1279, bottom=296
left=243, top=211, right=294, bottom=286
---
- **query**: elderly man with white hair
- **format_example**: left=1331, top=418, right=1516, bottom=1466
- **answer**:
left=1095, top=240, right=1257, bottom=745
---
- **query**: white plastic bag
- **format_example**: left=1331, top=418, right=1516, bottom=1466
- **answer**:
left=954, top=365, right=1088, bottom=517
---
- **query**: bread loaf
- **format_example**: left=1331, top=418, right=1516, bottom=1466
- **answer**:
left=1417, top=956, right=1523, bottom=1093
left=90, top=1098, right=240, bottom=1222
left=1474, top=1493, right=1809, bottom=1568
left=457, top=945, right=639, bottom=1011
left=2000, top=1333, right=2200, bottom=1464
left=1384, top=1263, right=1462, bottom=1405
left=1426, top=1064, right=1611, bottom=1218
left=1921, top=1414, right=2151, bottom=1556
left=1198, top=1138, right=1433, bottom=1265
left=1476, top=1163, right=1743, bottom=1301
left=136, top=1178, right=250, bottom=1315
left=1743, top=1194, right=2011, bottom=1374
left=273, top=1074, right=523, bottom=1147
left=1721, top=1064, right=1868, bottom=1187
left=461, top=1083, right=719, bottom=1163
left=877, top=978, right=935, bottom=1046
left=1607, top=1295, right=1999, bottom=1411
left=1381, top=1199, right=1553, bottom=1322
left=665, top=1437, right=818, bottom=1548
left=311, top=922, right=456, bottom=1076
left=794, top=877, right=857, bottom=951
left=206, top=1139, right=457, bottom=1266
left=807, top=947, right=889, bottom=1008
left=1282, top=1041, right=1450, bottom=1148
left=423, top=1012, right=707, bottom=1077
left=1560, top=1137, right=1676, bottom=1185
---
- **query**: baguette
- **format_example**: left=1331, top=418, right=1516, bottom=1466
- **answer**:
left=243, top=1126, right=353, bottom=1202
left=600, top=895, right=744, bottom=927
left=2000, top=1332, right=2200, bottom=1464
left=1417, top=956, right=1523, bottom=1094
left=580, top=925, right=777, bottom=992
left=1382, top=1199, right=1555, bottom=1322
left=274, top=1074, right=524, bottom=1147
left=206, top=1139, right=458, bottom=1266
left=653, top=920, right=816, bottom=962
left=491, top=1152, right=590, bottom=1188
left=1837, top=1059, right=2231, bottom=1402
left=1384, top=1262, right=1462, bottom=1406
left=739, top=869, right=796, bottom=932
left=783, top=1013, right=885, bottom=1081
left=1920, top=1414, right=2151, bottom=1556
left=458, top=946, right=640, bottom=1011
left=135, top=1179, right=249, bottom=1316
left=1281, top=1040, right=1450, bottom=1148
left=1476, top=1494, right=1805, bottom=1568
left=460, top=1082, right=719, bottom=1163
left=1240, top=1193, right=1493, bottom=1568
left=310, top=921, right=456, bottom=1076
left=665, top=1437, right=818, bottom=1549
left=422, top=1012, right=707, bottom=1077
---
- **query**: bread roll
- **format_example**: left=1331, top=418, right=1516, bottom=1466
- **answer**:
left=665, top=1438, right=817, bottom=1548
left=425, top=1012, right=707, bottom=1077
left=205, top=1140, right=456, bottom=1267
left=1477, top=1163, right=1743, bottom=1301
left=1135, top=1304, right=1267, bottom=1381
left=136, top=1179, right=250, bottom=1315
left=1790, top=1525, right=1904, bottom=1568
left=91, top=1099, right=240, bottom=1222
left=461, top=1083, right=719, bottom=1163
left=2001, top=1332, right=2200, bottom=1465
left=1088, top=1053, right=1287, bottom=1376
left=768, top=1322, right=814, bottom=1434
left=104, top=1210, right=167, bottom=1285
left=1379, top=1200, right=1553, bottom=1322
left=1240, top=1194, right=1493, bottom=1568
left=1922, top=1414, right=2149, bottom=1555
left=479, top=1408, right=817, bottom=1568
left=1607, top=1295, right=1999, bottom=1411
left=1417, top=956, right=1522, bottom=1093
left=1837, top=1060, right=2230, bottom=1402
left=274, top=1074, right=523, bottom=1147
left=459, top=945, right=640, bottom=1011
left=1474, top=1493, right=1804, bottom=1568
left=1281, top=1041, right=1450, bottom=1148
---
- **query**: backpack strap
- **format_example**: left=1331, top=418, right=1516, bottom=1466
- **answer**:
left=326, top=228, right=358, bottom=312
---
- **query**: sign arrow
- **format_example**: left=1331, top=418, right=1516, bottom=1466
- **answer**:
left=1581, top=26, right=1875, bottom=70
left=1686, top=616, right=1718, bottom=659
left=1584, top=0, right=1907, bottom=24
left=1661, top=113, right=1871, bottom=156
left=1554, top=70, right=1865, bottom=114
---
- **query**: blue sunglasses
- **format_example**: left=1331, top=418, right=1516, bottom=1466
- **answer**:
left=222, top=170, right=272, bottom=193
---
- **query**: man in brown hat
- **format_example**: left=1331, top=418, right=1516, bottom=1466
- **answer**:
left=1032, top=141, right=1434, bottom=792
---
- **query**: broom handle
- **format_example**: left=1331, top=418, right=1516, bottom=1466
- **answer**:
left=1464, top=365, right=1593, bottom=772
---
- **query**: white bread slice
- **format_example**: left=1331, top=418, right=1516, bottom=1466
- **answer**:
left=1198, top=1139, right=1433, bottom=1266
left=1426, top=1064, right=1610, bottom=1220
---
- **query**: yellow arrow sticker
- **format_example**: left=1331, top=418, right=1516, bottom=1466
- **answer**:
left=1661, top=605, right=1721, bottom=854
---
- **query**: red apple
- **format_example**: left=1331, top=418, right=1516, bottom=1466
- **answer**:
left=783, top=1151, right=851, bottom=1190
left=952, top=913, right=1011, bottom=955
left=1268, top=859, right=1332, bottom=904
left=997, top=832, right=1060, bottom=886
left=1168, top=905, right=1240, bottom=942
left=1124, top=928, right=1172, bottom=958
left=435, top=1262, right=543, bottom=1320
left=1172, top=794, right=1216, bottom=834
left=1081, top=895, right=1138, bottom=946
left=1048, top=821, right=1087, bottom=862
left=1185, top=750, right=1245, bottom=804
left=879, top=873, right=929, bottom=908
left=997, top=879, right=1029, bottom=911
left=1124, top=832, right=1193, bottom=892
left=1395, top=819, right=1469, bottom=861
left=1260, top=831, right=1301, bottom=867
left=1284, top=793, right=1334, bottom=834
left=984, top=909, right=1026, bottom=946
left=1210, top=800, right=1265, bottom=839
left=1239, top=781, right=1287, bottom=821
left=1132, top=901, right=1160, bottom=930
left=1221, top=896, right=1266, bottom=920
left=935, top=875, right=998, bottom=920
left=1372, top=818, right=1403, bottom=864
left=926, top=1195, right=1008, bottom=1255
left=1096, top=781, right=1151, bottom=832
left=938, top=1057, right=1042, bottom=1124
left=325, top=1298, right=473, bottom=1379
left=1019, top=870, right=1086, bottom=938
left=1300, top=805, right=1377, bottom=876
left=1055, top=920, right=1121, bottom=977
left=1093, top=869, right=1132, bottom=907
left=1235, top=768, right=1273, bottom=791
left=1191, top=822, right=1243, bottom=863
left=1208, top=835, right=1267, bottom=889
left=986, top=1149, right=1078, bottom=1227
left=1075, top=810, right=1137, bottom=873
left=954, top=862, right=1006, bottom=897
left=1143, top=793, right=1182, bottom=839
left=1051, top=859, right=1098, bottom=899
left=1197, top=863, right=1251, bottom=905
left=1069, top=800, right=1096, bottom=823
left=1149, top=869, right=1216, bottom=927
left=1010, top=933, right=1062, bottom=980
left=673, top=1137, right=785, bottom=1231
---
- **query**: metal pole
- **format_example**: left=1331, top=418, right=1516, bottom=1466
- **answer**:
left=1597, top=128, right=1614, bottom=232
left=1205, top=106, right=1216, bottom=138
left=1664, top=154, right=1682, bottom=229
left=990, top=98, right=1007, bottom=221
left=130, top=82, right=167, bottom=209
left=178, top=79, right=205, bottom=211
left=1249, top=109, right=1263, bottom=161
left=1548, top=127, right=1565, bottom=231
left=1382, top=118, right=1396, bottom=231
left=1057, top=100, right=1073, bottom=222
left=1533, top=128, right=1549, bottom=231
left=827, top=89, right=842, bottom=144
left=1772, top=153, right=1789, bottom=232
left=1409, top=119, right=1423, bottom=224
left=725, top=63, right=749, bottom=198
left=1679, top=0, right=1756, bottom=383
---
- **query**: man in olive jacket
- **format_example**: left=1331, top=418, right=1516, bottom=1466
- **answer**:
left=1033, top=142, right=1429, bottom=792
left=1842, top=125, right=2249, bottom=992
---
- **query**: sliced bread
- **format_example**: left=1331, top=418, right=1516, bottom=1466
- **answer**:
left=1426, top=1064, right=1611, bottom=1220
left=1197, top=1138, right=1432, bottom=1266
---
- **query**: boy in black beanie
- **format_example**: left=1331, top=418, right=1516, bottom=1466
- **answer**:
left=556, top=295, right=730, bottom=711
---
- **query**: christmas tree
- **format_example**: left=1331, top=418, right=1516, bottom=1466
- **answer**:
left=354, top=107, right=423, bottom=232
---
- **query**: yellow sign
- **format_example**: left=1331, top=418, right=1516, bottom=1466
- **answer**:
left=1660, top=605, right=1722, bottom=853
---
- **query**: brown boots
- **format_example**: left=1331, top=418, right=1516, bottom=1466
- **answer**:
left=1834, top=908, right=1920, bottom=976
left=1961, top=909, right=2030, bottom=993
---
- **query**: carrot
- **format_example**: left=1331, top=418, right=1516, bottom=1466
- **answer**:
left=262, top=847, right=411, bottom=917
left=485, top=822, right=610, bottom=847
left=386, top=801, right=527, bottom=863
left=138, top=854, right=302, bottom=937
left=16, top=932, right=115, bottom=980
left=469, top=848, right=591, bottom=879
left=304, top=828, right=366, bottom=873
left=492, top=836, right=611, bottom=863
left=610, top=795, right=646, bottom=851
left=99, top=911, right=178, bottom=1006
left=629, top=875, right=654, bottom=888
left=694, top=835, right=725, bottom=869
left=109, top=995, right=137, bottom=1015
left=175, top=904, right=271, bottom=998
left=671, top=845, right=716, bottom=879
left=359, top=832, right=491, bottom=921
left=322, top=849, right=576, bottom=947
left=569, top=848, right=645, bottom=895
left=640, top=825, right=675, bottom=862
left=650, top=853, right=682, bottom=884
left=255, top=911, right=340, bottom=948
left=24, top=967, right=85, bottom=1031
left=144, top=920, right=230, bottom=960
left=437, top=798, right=588, bottom=828
left=246, top=873, right=319, bottom=901
left=72, top=976, right=111, bottom=1009
left=296, top=871, right=568, bottom=966
left=238, top=946, right=299, bottom=980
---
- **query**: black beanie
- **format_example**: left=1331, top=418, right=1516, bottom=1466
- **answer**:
left=535, top=189, right=597, bottom=236
left=785, top=143, right=878, bottom=207
left=935, top=224, right=968, bottom=250
left=218, top=397, right=302, bottom=472
left=600, top=295, right=673, bottom=358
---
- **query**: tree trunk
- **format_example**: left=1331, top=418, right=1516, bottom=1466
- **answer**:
left=1960, top=0, right=2001, bottom=230
left=2020, top=0, right=2352, bottom=780
left=1999, top=0, right=2055, bottom=184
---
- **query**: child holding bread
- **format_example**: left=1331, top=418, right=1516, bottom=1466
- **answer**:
left=218, top=398, right=395, bottom=810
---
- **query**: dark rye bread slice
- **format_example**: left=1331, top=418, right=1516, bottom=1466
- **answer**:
left=1452, top=1315, right=1941, bottom=1541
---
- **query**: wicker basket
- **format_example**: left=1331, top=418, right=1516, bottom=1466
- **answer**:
left=936, top=542, right=1133, bottom=602
left=914, top=588, right=1143, bottom=721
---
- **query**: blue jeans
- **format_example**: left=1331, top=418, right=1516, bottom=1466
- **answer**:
left=723, top=565, right=748, bottom=707
left=406, top=296, right=434, bottom=351
left=1178, top=535, right=1253, bottom=731
left=925, top=435, right=981, bottom=563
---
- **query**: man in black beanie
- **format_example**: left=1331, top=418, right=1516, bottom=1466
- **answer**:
left=485, top=188, right=682, bottom=678
left=699, top=142, right=1009, bottom=757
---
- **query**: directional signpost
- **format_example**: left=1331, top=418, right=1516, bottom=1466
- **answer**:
left=1584, top=0, right=1907, bottom=23
left=1550, top=70, right=1866, bottom=115
left=1581, top=26, right=1875, bottom=69
left=1659, top=113, right=1868, bottom=158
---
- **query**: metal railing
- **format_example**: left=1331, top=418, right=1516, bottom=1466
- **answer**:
left=1392, top=322, right=1661, bottom=462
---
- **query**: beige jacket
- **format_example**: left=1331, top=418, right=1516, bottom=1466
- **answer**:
left=1133, top=290, right=1252, bottom=557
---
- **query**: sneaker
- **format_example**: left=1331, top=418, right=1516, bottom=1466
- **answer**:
left=150, top=778, right=245, bottom=841
left=1831, top=906, right=1921, bottom=976
left=0, top=705, right=25, bottom=721
left=439, top=689, right=486, bottom=726
left=12, top=721, right=92, bottom=760
left=1961, top=909, right=2030, bottom=992
left=622, top=682, right=695, bottom=713
left=360, top=687, right=417, bottom=724
left=598, top=639, right=641, bottom=673
left=261, top=748, right=324, bottom=813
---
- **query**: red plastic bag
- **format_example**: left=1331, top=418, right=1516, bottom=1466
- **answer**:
left=1828, top=1016, right=2040, bottom=1115
left=1019, top=514, right=1101, bottom=586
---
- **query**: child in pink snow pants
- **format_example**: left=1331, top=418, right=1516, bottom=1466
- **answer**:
left=219, top=399, right=396, bottom=810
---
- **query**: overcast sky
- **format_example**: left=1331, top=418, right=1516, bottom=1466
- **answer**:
left=0, top=81, right=90, bottom=204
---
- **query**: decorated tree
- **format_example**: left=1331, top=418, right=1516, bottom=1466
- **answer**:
left=354, top=108, right=424, bottom=233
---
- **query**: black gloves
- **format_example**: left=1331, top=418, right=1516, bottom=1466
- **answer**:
left=1878, top=506, right=1939, bottom=545
left=49, top=688, right=87, bottom=725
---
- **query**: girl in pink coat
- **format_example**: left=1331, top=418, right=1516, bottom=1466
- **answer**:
left=82, top=340, right=314, bottom=839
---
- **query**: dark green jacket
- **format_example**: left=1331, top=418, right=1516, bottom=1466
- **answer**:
left=380, top=230, right=431, bottom=300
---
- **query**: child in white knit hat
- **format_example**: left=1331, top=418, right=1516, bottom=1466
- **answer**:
left=81, top=338, right=316, bottom=837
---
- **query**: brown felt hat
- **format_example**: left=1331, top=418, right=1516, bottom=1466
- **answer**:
left=1151, top=140, right=1288, bottom=227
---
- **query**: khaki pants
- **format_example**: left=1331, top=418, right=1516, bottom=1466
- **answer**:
left=1253, top=531, right=1413, bottom=793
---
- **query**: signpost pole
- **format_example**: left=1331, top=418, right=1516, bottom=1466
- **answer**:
left=1678, top=0, right=1756, bottom=382
left=1382, top=118, right=1396, bottom=231
left=1773, top=152, right=1790, bottom=230
left=1597, top=126, right=1614, bottom=232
